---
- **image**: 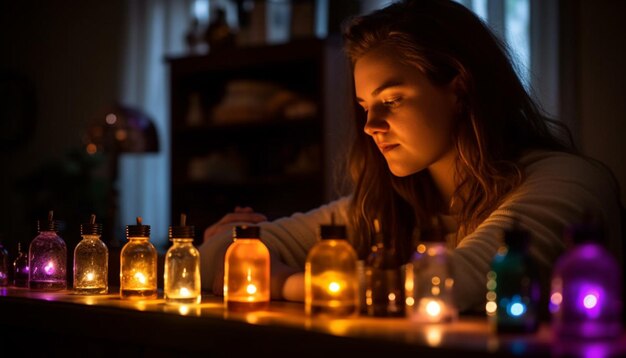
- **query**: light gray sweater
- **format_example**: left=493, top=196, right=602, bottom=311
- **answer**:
left=198, top=150, right=623, bottom=312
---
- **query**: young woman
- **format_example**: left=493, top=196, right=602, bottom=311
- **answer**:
left=198, top=0, right=623, bottom=314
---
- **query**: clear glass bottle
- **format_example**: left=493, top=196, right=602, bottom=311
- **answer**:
left=0, top=240, right=8, bottom=286
left=29, top=210, right=67, bottom=290
left=486, top=221, right=540, bottom=333
left=73, top=214, right=108, bottom=294
left=364, top=219, right=404, bottom=317
left=305, top=219, right=359, bottom=317
left=550, top=219, right=623, bottom=340
left=164, top=213, right=201, bottom=304
left=224, top=225, right=270, bottom=312
left=13, top=242, right=29, bottom=287
left=120, top=217, right=157, bottom=299
left=406, top=216, right=457, bottom=323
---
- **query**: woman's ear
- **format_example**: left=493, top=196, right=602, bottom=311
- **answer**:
left=449, top=75, right=466, bottom=113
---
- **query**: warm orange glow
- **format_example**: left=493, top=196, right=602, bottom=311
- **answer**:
left=426, top=299, right=442, bottom=317
left=246, top=284, right=258, bottom=295
left=134, top=272, right=147, bottom=284
left=86, top=143, right=98, bottom=154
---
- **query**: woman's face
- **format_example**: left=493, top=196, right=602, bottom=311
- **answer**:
left=354, top=46, right=458, bottom=177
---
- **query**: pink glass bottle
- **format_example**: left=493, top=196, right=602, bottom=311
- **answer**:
left=29, top=210, right=67, bottom=290
left=550, top=220, right=623, bottom=340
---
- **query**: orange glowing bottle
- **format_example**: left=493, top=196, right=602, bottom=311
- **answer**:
left=223, top=225, right=270, bottom=311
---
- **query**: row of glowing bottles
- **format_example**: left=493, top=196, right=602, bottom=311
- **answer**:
left=0, top=210, right=201, bottom=305
left=304, top=215, right=456, bottom=323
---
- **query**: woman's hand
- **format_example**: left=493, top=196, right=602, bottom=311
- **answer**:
left=202, top=206, right=267, bottom=244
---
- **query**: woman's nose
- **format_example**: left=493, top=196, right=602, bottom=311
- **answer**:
left=363, top=108, right=389, bottom=136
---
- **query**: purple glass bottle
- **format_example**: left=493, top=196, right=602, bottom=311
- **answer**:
left=550, top=220, right=623, bottom=340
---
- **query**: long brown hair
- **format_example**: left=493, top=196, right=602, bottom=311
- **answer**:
left=342, top=0, right=574, bottom=261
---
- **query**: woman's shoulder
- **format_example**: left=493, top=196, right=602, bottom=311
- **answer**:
left=519, top=150, right=618, bottom=189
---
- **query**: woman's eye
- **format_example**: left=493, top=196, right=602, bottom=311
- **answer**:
left=382, top=97, right=402, bottom=108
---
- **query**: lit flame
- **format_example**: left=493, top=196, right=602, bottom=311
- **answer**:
left=583, top=293, right=598, bottom=309
left=44, top=262, right=55, bottom=275
left=426, top=300, right=442, bottom=317
left=134, top=272, right=147, bottom=284
left=179, top=287, right=191, bottom=297
left=328, top=281, right=341, bottom=293
left=246, top=284, right=257, bottom=295
left=85, top=272, right=95, bottom=281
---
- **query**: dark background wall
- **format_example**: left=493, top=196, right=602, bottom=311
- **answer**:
left=1, top=0, right=625, bottom=266
left=0, top=0, right=126, bottom=259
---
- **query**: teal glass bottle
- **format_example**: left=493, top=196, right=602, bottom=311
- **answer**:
left=486, top=222, right=540, bottom=333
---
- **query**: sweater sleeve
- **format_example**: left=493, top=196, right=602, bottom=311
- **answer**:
left=198, top=196, right=351, bottom=291
left=450, top=151, right=623, bottom=313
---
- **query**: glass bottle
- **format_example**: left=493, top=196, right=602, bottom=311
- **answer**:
left=224, top=225, right=270, bottom=312
left=305, top=218, right=359, bottom=317
left=13, top=242, right=29, bottom=287
left=73, top=214, right=108, bottom=294
left=164, top=213, right=201, bottom=304
left=29, top=210, right=67, bottom=290
left=550, top=219, right=623, bottom=340
left=406, top=216, right=457, bottom=323
left=364, top=219, right=404, bottom=317
left=486, top=221, right=540, bottom=333
left=120, top=217, right=157, bottom=299
left=0, top=239, right=8, bottom=286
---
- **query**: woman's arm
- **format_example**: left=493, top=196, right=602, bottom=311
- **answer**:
left=450, top=151, right=623, bottom=313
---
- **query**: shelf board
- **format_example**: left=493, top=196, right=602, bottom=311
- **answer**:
left=166, top=38, right=326, bottom=76
left=172, top=173, right=323, bottom=190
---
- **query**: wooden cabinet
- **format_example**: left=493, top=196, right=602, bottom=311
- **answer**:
left=167, top=37, right=351, bottom=240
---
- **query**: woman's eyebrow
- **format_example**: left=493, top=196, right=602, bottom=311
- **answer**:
left=356, top=79, right=405, bottom=102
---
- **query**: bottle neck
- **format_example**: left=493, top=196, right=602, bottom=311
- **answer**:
left=128, top=236, right=150, bottom=241
left=170, top=238, right=194, bottom=244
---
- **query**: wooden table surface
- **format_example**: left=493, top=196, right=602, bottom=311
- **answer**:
left=1, top=287, right=624, bottom=357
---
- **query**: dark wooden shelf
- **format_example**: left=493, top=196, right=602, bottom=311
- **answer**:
left=168, top=38, right=349, bottom=231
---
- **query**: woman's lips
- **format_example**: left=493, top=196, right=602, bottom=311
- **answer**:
left=379, top=144, right=399, bottom=153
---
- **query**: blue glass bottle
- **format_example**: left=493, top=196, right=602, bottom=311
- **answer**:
left=486, top=222, right=540, bottom=333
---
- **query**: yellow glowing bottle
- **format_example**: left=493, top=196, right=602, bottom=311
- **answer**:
left=120, top=217, right=157, bottom=299
left=73, top=214, right=108, bottom=294
left=305, top=217, right=359, bottom=317
left=164, top=213, right=201, bottom=304
left=224, top=225, right=270, bottom=311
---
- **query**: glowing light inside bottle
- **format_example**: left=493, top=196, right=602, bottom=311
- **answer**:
left=508, top=302, right=526, bottom=317
left=583, top=293, right=598, bottom=309
left=426, top=300, right=442, bottom=317
left=246, top=284, right=257, bottom=295
left=134, top=272, right=147, bottom=284
left=44, top=262, right=55, bottom=275
left=328, top=281, right=341, bottom=293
